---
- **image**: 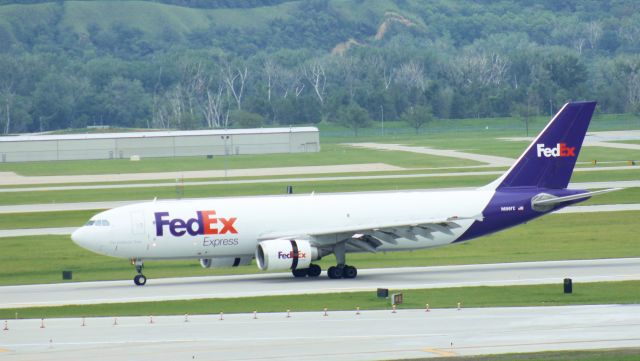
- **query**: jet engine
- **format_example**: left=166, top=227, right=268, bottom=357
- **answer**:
left=199, top=256, right=252, bottom=269
left=255, top=239, right=319, bottom=271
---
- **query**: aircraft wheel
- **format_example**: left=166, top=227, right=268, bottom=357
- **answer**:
left=327, top=266, right=343, bottom=279
left=292, top=268, right=308, bottom=278
left=308, top=264, right=322, bottom=277
left=134, top=274, right=147, bottom=286
left=343, top=265, right=358, bottom=279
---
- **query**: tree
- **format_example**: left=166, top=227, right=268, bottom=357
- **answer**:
left=403, top=105, right=433, bottom=134
left=31, top=73, right=76, bottom=131
left=512, top=96, right=535, bottom=136
left=101, top=77, right=151, bottom=127
left=230, top=109, right=264, bottom=128
left=338, top=103, right=370, bottom=136
left=223, top=63, right=248, bottom=110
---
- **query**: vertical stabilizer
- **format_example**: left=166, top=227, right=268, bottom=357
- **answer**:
left=486, top=101, right=596, bottom=190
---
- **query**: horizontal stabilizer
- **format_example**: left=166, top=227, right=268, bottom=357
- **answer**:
left=532, top=188, right=621, bottom=207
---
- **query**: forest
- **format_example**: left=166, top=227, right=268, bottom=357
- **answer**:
left=0, top=0, right=640, bottom=133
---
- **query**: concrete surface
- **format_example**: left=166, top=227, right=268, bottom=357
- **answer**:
left=1, top=258, right=638, bottom=309
left=346, top=142, right=515, bottom=166
left=1, top=305, right=639, bottom=360
left=0, top=163, right=404, bottom=186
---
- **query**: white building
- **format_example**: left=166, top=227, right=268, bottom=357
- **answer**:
left=0, top=127, right=320, bottom=162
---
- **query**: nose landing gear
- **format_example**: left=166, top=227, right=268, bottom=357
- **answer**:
left=132, top=259, right=147, bottom=286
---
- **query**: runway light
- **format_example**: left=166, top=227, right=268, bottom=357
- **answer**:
left=392, top=304, right=397, bottom=314
left=81, top=317, right=86, bottom=327
left=40, top=319, right=45, bottom=329
left=3, top=320, right=8, bottom=331
left=286, top=309, right=291, bottom=318
left=219, top=312, right=224, bottom=321
left=185, top=314, right=189, bottom=323
left=113, top=317, right=118, bottom=326
left=253, top=311, right=258, bottom=320
left=323, top=307, right=328, bottom=317
left=149, top=315, right=154, bottom=324
left=457, top=302, right=461, bottom=311
left=425, top=304, right=430, bottom=312
left=356, top=306, right=360, bottom=315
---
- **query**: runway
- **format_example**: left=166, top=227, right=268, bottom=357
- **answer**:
left=1, top=258, right=639, bottom=309
left=1, top=305, right=639, bottom=360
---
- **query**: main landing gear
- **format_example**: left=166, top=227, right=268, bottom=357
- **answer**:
left=327, top=265, right=358, bottom=279
left=326, top=241, right=358, bottom=279
left=291, top=264, right=322, bottom=278
left=132, top=259, right=147, bottom=286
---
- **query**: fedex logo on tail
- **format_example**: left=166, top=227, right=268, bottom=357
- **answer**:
left=536, top=143, right=576, bottom=158
left=155, top=210, right=237, bottom=237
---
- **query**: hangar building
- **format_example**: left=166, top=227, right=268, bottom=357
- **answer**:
left=0, top=127, right=320, bottom=162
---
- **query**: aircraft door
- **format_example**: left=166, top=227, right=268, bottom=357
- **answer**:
left=131, top=211, right=146, bottom=235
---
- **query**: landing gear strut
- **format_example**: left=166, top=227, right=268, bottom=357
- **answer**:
left=132, top=259, right=147, bottom=286
left=327, top=242, right=358, bottom=279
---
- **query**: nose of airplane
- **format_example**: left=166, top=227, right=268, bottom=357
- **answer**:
left=71, top=227, right=90, bottom=249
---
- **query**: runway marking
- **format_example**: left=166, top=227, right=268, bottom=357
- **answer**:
left=454, top=337, right=640, bottom=351
left=423, top=347, right=456, bottom=356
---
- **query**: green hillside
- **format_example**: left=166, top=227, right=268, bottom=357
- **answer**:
left=0, top=0, right=639, bottom=133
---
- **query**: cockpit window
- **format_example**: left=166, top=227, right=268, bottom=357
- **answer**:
left=85, top=220, right=95, bottom=226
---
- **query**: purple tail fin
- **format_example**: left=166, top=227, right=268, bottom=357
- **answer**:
left=488, top=101, right=596, bottom=190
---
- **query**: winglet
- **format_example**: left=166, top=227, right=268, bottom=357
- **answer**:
left=485, top=101, right=597, bottom=190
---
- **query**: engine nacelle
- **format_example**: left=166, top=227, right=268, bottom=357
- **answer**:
left=200, top=256, right=252, bottom=269
left=255, top=239, right=319, bottom=271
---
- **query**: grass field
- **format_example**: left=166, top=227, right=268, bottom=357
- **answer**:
left=0, top=167, right=637, bottom=206
left=0, top=128, right=637, bottom=177
left=0, top=143, right=481, bottom=176
left=1, top=211, right=638, bottom=286
left=414, top=349, right=640, bottom=361
left=1, top=280, right=639, bottom=319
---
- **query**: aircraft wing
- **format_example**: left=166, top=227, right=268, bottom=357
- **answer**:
left=258, top=213, right=483, bottom=252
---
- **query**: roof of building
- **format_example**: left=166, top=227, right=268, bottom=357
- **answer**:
left=0, top=127, right=319, bottom=142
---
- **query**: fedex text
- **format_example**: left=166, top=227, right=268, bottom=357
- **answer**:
left=278, top=250, right=306, bottom=260
left=536, top=143, right=575, bottom=158
left=155, top=210, right=238, bottom=237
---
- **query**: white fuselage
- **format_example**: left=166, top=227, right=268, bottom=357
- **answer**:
left=72, top=188, right=494, bottom=260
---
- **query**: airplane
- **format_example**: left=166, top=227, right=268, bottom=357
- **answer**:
left=72, top=101, right=616, bottom=286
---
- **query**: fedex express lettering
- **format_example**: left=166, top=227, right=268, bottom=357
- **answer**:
left=278, top=250, right=306, bottom=259
left=536, top=143, right=576, bottom=158
left=155, top=210, right=238, bottom=237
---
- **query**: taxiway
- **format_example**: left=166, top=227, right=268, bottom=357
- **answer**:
left=1, top=305, right=639, bottom=361
left=1, top=258, right=639, bottom=309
